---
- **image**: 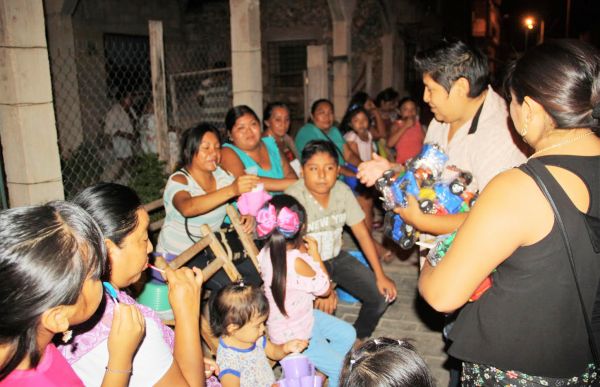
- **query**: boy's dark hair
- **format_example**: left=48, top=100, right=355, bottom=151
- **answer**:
left=258, top=195, right=306, bottom=317
left=504, top=39, right=600, bottom=132
left=340, top=105, right=370, bottom=135
left=225, top=105, right=261, bottom=134
left=340, top=337, right=434, bottom=387
left=310, top=98, right=334, bottom=115
left=300, top=140, right=339, bottom=166
left=179, top=123, right=221, bottom=168
left=375, top=88, right=399, bottom=107
left=209, top=281, right=270, bottom=337
left=415, top=38, right=489, bottom=98
left=0, top=202, right=106, bottom=381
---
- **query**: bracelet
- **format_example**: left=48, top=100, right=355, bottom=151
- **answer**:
left=105, top=366, right=132, bottom=374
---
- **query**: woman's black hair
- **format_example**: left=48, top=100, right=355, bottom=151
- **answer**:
left=349, top=91, right=370, bottom=107
left=73, top=183, right=142, bottom=282
left=179, top=123, right=222, bottom=169
left=504, top=39, right=600, bottom=133
left=300, top=140, right=339, bottom=166
left=209, top=281, right=269, bottom=337
left=263, top=101, right=290, bottom=131
left=339, top=105, right=370, bottom=135
left=257, top=195, right=306, bottom=317
left=225, top=105, right=261, bottom=134
left=398, top=97, right=417, bottom=109
left=310, top=98, right=334, bottom=116
left=73, top=183, right=142, bottom=248
left=0, top=201, right=106, bottom=381
left=414, top=38, right=489, bottom=98
left=375, top=88, right=399, bottom=107
left=340, top=337, right=434, bottom=387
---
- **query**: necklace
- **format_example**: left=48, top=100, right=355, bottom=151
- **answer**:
left=528, top=131, right=595, bottom=160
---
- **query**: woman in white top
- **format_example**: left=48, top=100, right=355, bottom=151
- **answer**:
left=156, top=123, right=261, bottom=290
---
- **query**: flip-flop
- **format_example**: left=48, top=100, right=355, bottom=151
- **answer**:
left=381, top=250, right=395, bottom=264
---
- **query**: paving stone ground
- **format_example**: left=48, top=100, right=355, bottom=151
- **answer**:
left=338, top=227, right=451, bottom=386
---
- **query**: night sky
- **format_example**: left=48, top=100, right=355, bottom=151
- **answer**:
left=500, top=0, right=600, bottom=51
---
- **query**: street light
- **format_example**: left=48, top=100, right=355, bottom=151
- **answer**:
left=524, top=17, right=534, bottom=30
left=523, top=16, right=535, bottom=50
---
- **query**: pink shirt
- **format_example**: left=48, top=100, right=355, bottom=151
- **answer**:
left=0, top=344, right=83, bottom=387
left=259, top=248, right=329, bottom=344
left=394, top=121, right=425, bottom=164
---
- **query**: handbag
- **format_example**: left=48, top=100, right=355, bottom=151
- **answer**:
left=524, top=159, right=600, bottom=366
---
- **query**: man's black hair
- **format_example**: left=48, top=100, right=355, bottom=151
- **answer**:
left=300, top=140, right=339, bottom=166
left=415, top=38, right=489, bottom=98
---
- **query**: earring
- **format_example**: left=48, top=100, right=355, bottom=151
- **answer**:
left=62, top=330, right=73, bottom=343
left=519, top=117, right=529, bottom=137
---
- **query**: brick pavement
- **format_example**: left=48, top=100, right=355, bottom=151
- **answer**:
left=339, top=230, right=451, bottom=386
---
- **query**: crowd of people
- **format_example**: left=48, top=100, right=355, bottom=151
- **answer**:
left=1, top=37, right=599, bottom=387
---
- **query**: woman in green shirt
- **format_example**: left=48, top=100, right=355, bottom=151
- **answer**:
left=295, top=99, right=361, bottom=178
left=221, top=105, right=297, bottom=194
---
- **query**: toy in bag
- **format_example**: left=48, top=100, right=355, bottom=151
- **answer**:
left=426, top=231, right=493, bottom=302
left=376, top=169, right=420, bottom=210
left=382, top=212, right=417, bottom=250
left=406, top=143, right=449, bottom=179
left=375, top=144, right=478, bottom=249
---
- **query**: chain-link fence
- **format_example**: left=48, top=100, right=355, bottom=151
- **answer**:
left=48, top=26, right=231, bottom=201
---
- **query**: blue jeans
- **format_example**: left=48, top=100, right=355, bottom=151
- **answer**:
left=324, top=249, right=389, bottom=338
left=303, top=309, right=356, bottom=387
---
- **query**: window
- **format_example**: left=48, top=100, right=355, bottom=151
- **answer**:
left=268, top=41, right=310, bottom=88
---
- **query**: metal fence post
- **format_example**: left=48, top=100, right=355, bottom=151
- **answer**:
left=149, top=20, right=170, bottom=169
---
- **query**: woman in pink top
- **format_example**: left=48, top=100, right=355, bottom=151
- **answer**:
left=256, top=195, right=356, bottom=387
left=0, top=202, right=144, bottom=387
left=388, top=97, right=425, bottom=164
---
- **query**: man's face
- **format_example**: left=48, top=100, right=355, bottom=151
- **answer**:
left=302, top=151, right=340, bottom=196
left=422, top=74, right=464, bottom=124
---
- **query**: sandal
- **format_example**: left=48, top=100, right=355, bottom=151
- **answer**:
left=380, top=250, right=395, bottom=264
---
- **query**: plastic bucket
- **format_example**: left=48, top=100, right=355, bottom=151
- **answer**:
left=136, top=279, right=172, bottom=311
left=336, top=251, right=369, bottom=303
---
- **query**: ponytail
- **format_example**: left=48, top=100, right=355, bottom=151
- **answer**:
left=256, top=194, right=308, bottom=318
left=269, top=232, right=289, bottom=316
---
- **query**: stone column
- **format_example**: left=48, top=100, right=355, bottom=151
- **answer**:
left=44, top=0, right=84, bottom=156
left=0, top=0, right=65, bottom=206
left=380, top=32, right=405, bottom=94
left=378, top=0, right=407, bottom=94
left=381, top=33, right=395, bottom=89
left=306, top=45, right=328, bottom=119
left=328, top=0, right=356, bottom=121
left=230, top=0, right=263, bottom=119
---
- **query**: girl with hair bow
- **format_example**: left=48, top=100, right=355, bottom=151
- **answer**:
left=256, top=195, right=356, bottom=387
